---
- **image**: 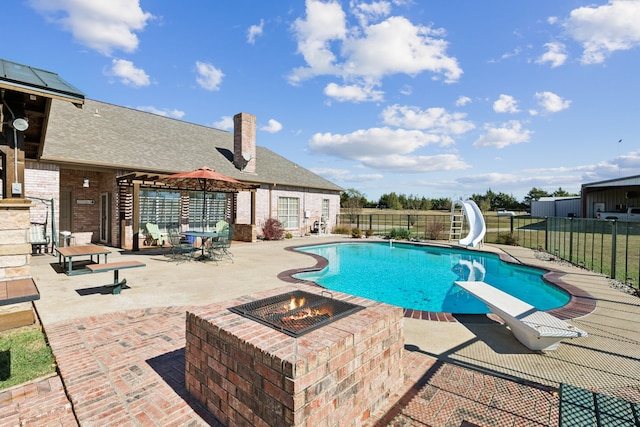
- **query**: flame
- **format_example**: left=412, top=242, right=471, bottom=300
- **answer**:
left=283, top=296, right=333, bottom=321
left=286, top=296, right=306, bottom=311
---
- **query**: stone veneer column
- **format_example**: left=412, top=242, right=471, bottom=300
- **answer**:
left=0, top=200, right=32, bottom=280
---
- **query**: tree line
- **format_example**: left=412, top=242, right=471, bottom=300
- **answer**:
left=341, top=187, right=578, bottom=212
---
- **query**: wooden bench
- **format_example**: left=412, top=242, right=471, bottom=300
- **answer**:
left=454, top=280, right=587, bottom=351
left=86, top=260, right=145, bottom=294
left=0, top=278, right=40, bottom=306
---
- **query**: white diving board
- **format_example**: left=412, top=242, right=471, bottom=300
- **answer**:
left=454, top=281, right=587, bottom=351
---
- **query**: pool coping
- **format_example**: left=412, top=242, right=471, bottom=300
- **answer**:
left=279, top=240, right=597, bottom=323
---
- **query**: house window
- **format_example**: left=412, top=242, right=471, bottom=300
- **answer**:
left=322, top=199, right=330, bottom=219
left=278, top=197, right=300, bottom=229
left=189, top=192, right=228, bottom=230
left=139, top=189, right=181, bottom=233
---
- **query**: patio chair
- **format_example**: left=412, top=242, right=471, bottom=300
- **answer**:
left=145, top=223, right=168, bottom=247
left=208, top=224, right=234, bottom=263
left=167, top=229, right=196, bottom=262
left=29, top=222, right=50, bottom=254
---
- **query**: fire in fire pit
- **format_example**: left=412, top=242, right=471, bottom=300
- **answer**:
left=228, top=290, right=364, bottom=337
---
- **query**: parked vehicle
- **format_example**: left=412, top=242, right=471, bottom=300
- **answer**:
left=595, top=207, right=640, bottom=222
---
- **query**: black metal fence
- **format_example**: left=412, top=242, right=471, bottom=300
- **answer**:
left=336, top=213, right=640, bottom=289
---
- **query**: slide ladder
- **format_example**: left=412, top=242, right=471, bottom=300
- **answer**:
left=449, top=202, right=465, bottom=242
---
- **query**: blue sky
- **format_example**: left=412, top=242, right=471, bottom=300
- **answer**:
left=4, top=0, right=639, bottom=202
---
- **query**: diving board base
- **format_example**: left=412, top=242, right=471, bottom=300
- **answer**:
left=455, top=280, right=587, bottom=351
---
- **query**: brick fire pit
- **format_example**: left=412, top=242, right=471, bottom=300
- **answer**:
left=185, top=285, right=404, bottom=426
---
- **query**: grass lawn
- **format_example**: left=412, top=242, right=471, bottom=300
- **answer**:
left=0, top=325, right=56, bottom=390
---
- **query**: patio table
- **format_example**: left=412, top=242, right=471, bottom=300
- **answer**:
left=181, top=231, right=218, bottom=261
left=56, top=244, right=111, bottom=275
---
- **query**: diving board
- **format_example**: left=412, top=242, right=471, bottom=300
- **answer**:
left=454, top=280, right=587, bottom=351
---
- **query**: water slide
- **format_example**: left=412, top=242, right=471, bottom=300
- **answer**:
left=458, top=200, right=486, bottom=247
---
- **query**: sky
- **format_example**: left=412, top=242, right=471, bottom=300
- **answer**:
left=3, top=0, right=640, bottom=203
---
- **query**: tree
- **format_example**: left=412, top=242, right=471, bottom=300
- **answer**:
left=342, top=188, right=366, bottom=219
left=378, top=192, right=402, bottom=210
left=524, top=187, right=550, bottom=206
left=552, top=187, right=576, bottom=197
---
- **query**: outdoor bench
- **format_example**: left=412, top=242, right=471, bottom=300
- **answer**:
left=0, top=278, right=40, bottom=306
left=86, top=260, right=145, bottom=294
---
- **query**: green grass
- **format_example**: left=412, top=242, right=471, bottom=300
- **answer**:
left=0, top=326, right=56, bottom=390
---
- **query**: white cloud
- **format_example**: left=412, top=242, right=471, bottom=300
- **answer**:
left=29, top=0, right=153, bottom=55
left=473, top=120, right=532, bottom=148
left=136, top=106, right=184, bottom=119
left=350, top=0, right=392, bottom=26
left=536, top=42, right=568, bottom=68
left=289, top=0, right=462, bottom=98
left=456, top=96, right=472, bottom=107
left=109, top=59, right=150, bottom=87
left=260, top=119, right=283, bottom=133
left=381, top=104, right=475, bottom=137
left=247, top=19, right=264, bottom=44
left=311, top=167, right=384, bottom=182
left=308, top=126, right=470, bottom=172
left=323, top=82, right=384, bottom=102
left=562, top=0, right=640, bottom=64
left=360, top=153, right=470, bottom=173
left=195, top=61, right=224, bottom=91
left=493, top=94, right=519, bottom=114
left=535, top=91, right=571, bottom=113
left=213, top=116, right=234, bottom=130
left=309, top=127, right=440, bottom=160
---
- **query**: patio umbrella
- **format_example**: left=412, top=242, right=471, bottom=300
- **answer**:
left=161, top=166, right=252, bottom=230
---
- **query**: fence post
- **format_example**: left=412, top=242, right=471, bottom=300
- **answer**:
left=610, top=220, right=617, bottom=279
left=544, top=217, right=550, bottom=252
left=569, top=217, right=574, bottom=263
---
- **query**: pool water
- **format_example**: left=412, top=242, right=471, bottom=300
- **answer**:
left=294, top=242, right=569, bottom=314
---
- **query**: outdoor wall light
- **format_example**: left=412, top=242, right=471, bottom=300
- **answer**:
left=11, top=117, right=29, bottom=131
left=83, top=176, right=90, bottom=188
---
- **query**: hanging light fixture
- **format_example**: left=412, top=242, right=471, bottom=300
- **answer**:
left=83, top=177, right=90, bottom=188
left=11, top=117, right=29, bottom=131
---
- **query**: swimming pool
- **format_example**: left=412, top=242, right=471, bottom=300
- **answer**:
left=294, top=242, right=570, bottom=314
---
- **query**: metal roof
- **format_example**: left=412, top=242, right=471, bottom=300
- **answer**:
left=582, top=175, right=640, bottom=189
left=0, top=58, right=84, bottom=106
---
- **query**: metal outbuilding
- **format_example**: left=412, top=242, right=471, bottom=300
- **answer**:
left=531, top=197, right=581, bottom=218
left=581, top=175, right=640, bottom=218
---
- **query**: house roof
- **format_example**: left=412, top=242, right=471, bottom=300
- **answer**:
left=1, top=58, right=85, bottom=160
left=0, top=59, right=85, bottom=106
left=41, top=98, right=343, bottom=192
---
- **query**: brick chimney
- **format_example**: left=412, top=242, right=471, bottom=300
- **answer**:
left=233, top=112, right=256, bottom=173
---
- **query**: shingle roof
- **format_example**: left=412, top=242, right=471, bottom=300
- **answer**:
left=42, top=98, right=342, bottom=192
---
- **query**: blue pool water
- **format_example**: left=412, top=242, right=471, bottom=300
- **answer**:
left=294, top=242, right=570, bottom=314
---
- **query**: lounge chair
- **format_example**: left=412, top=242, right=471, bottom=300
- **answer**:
left=145, top=223, right=168, bottom=247
left=454, top=280, right=587, bottom=351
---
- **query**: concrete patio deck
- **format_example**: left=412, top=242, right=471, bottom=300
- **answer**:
left=1, top=236, right=639, bottom=426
